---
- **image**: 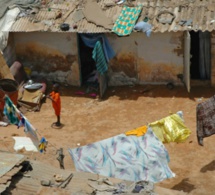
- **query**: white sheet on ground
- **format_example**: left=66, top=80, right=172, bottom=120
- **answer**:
left=13, top=136, right=38, bottom=152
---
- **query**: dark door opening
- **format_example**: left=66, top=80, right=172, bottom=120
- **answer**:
left=190, top=31, right=211, bottom=80
left=78, top=34, right=96, bottom=85
left=190, top=31, right=200, bottom=79
left=77, top=34, right=109, bottom=99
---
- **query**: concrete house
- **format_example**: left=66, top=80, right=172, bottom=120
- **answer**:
left=1, top=0, right=215, bottom=96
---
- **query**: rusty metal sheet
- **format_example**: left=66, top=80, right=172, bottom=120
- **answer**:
left=0, top=152, right=24, bottom=178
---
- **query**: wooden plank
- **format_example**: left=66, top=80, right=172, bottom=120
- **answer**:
left=0, top=52, right=14, bottom=80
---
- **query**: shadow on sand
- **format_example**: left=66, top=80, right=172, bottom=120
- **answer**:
left=200, top=160, right=215, bottom=173
left=171, top=178, right=196, bottom=193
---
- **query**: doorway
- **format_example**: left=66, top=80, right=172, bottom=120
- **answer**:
left=78, top=34, right=97, bottom=86
left=190, top=31, right=211, bottom=80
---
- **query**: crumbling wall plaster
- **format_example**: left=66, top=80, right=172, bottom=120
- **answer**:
left=13, top=32, right=80, bottom=86
left=107, top=32, right=184, bottom=86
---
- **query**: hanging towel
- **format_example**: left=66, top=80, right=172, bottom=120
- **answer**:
left=125, top=125, right=147, bottom=136
left=112, top=5, right=143, bottom=36
left=68, top=127, right=175, bottom=183
left=149, top=113, right=191, bottom=143
left=3, top=95, right=19, bottom=125
left=92, top=41, right=108, bottom=75
left=80, top=33, right=115, bottom=62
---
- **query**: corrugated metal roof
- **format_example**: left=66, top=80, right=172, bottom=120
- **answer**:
left=0, top=152, right=24, bottom=177
left=9, top=0, right=215, bottom=33
left=3, top=160, right=129, bottom=194
left=0, top=152, right=25, bottom=193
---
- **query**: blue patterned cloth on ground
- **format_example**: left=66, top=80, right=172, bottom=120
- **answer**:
left=92, top=41, right=108, bottom=74
left=68, top=127, right=175, bottom=182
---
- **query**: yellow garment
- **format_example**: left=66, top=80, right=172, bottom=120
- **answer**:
left=125, top=125, right=147, bottom=136
left=149, top=114, right=191, bottom=143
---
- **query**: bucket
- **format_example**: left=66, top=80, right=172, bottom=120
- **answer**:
left=0, top=79, right=19, bottom=112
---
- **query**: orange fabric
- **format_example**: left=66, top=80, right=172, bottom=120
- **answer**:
left=125, top=125, right=147, bottom=136
left=50, top=91, right=61, bottom=116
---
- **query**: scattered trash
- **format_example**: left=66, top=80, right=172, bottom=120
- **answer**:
left=116, top=0, right=125, bottom=5
left=55, top=11, right=62, bottom=19
left=54, top=174, right=64, bottom=182
left=41, top=180, right=51, bottom=186
left=210, top=20, right=215, bottom=24
left=139, top=88, right=150, bottom=94
left=75, top=91, right=85, bottom=95
left=56, top=148, right=65, bottom=169
left=197, top=97, right=203, bottom=102
left=88, top=178, right=156, bottom=194
left=166, top=82, right=174, bottom=90
left=73, top=24, right=78, bottom=29
left=179, top=19, right=192, bottom=26
left=30, top=8, right=39, bottom=15
left=0, top=121, right=8, bottom=127
left=60, top=23, right=70, bottom=31
left=134, top=17, right=152, bottom=37
left=89, top=93, right=97, bottom=98
left=23, top=174, right=31, bottom=178
left=57, top=173, right=73, bottom=188
left=42, top=20, right=53, bottom=26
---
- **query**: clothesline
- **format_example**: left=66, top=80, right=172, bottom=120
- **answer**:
left=2, top=94, right=73, bottom=164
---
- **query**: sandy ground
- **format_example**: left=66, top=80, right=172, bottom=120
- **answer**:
left=1, top=84, right=215, bottom=194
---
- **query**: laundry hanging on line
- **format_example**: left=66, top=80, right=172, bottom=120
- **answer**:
left=92, top=41, right=108, bottom=75
left=3, top=95, right=20, bottom=125
left=196, top=95, right=215, bottom=146
left=149, top=112, right=191, bottom=143
left=125, top=125, right=147, bottom=136
left=68, top=127, right=175, bottom=183
left=3, top=95, right=42, bottom=152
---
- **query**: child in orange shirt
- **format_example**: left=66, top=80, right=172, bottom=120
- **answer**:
left=47, top=83, right=61, bottom=127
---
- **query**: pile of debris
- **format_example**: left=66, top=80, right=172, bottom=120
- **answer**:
left=0, top=151, right=187, bottom=195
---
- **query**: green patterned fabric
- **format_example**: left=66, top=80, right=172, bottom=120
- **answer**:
left=112, top=5, right=143, bottom=36
left=92, top=41, right=108, bottom=74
